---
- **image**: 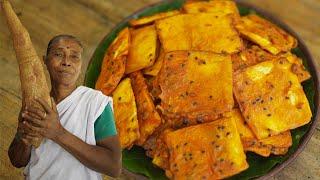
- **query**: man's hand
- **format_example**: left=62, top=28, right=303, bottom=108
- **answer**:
left=22, top=97, right=66, bottom=142
left=16, top=109, right=41, bottom=145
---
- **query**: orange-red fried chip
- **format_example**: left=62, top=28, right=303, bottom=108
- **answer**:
left=158, top=51, right=234, bottom=125
left=129, top=10, right=181, bottom=26
left=164, top=117, right=248, bottom=179
left=126, top=25, right=158, bottom=74
left=129, top=71, right=162, bottom=145
left=95, top=27, right=130, bottom=95
left=156, top=13, right=243, bottom=54
left=231, top=109, right=292, bottom=157
left=112, top=78, right=140, bottom=149
left=233, top=59, right=312, bottom=139
left=235, top=14, right=297, bottom=55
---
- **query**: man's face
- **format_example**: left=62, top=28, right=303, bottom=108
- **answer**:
left=45, top=39, right=83, bottom=86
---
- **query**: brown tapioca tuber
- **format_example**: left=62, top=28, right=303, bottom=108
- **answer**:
left=1, top=0, right=52, bottom=147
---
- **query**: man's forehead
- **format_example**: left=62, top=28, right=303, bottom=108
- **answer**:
left=50, top=39, right=83, bottom=51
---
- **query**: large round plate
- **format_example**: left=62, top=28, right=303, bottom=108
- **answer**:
left=85, top=0, right=320, bottom=179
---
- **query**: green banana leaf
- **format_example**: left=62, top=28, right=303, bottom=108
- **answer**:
left=84, top=1, right=316, bottom=179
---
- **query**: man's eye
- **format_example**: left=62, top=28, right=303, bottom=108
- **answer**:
left=71, top=55, right=79, bottom=59
left=54, top=53, right=63, bottom=57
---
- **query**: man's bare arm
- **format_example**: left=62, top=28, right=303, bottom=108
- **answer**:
left=8, top=109, right=34, bottom=168
left=54, top=130, right=122, bottom=177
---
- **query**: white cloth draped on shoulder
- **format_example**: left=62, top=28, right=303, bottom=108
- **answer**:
left=23, top=86, right=113, bottom=180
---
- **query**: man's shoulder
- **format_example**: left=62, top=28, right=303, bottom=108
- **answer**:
left=79, top=86, right=113, bottom=100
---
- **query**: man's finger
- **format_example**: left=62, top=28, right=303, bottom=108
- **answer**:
left=24, top=121, right=43, bottom=135
left=21, top=138, right=31, bottom=145
left=21, top=135, right=39, bottom=145
left=24, top=134, right=40, bottom=141
left=23, top=110, right=43, bottom=120
left=24, top=113, right=45, bottom=128
left=34, top=98, right=51, bottom=113
left=23, top=132, right=41, bottom=138
left=25, top=107, right=46, bottom=119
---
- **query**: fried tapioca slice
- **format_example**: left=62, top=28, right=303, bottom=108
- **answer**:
left=95, top=27, right=130, bottom=95
left=164, top=116, right=248, bottom=179
left=158, top=51, right=233, bottom=125
left=129, top=10, right=180, bottom=26
left=233, top=59, right=312, bottom=139
left=235, top=14, right=297, bottom=55
left=231, top=45, right=310, bottom=82
left=126, top=25, right=158, bottom=74
left=112, top=78, right=140, bottom=149
left=182, top=0, right=240, bottom=21
left=129, top=71, right=162, bottom=146
left=231, top=109, right=292, bottom=157
left=156, top=13, right=243, bottom=54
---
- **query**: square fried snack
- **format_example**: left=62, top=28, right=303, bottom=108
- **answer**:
left=112, top=78, right=140, bottom=149
left=95, top=27, right=130, bottom=95
left=233, top=59, right=312, bottom=139
left=158, top=51, right=234, bottom=125
left=129, top=10, right=180, bottom=26
left=156, top=13, right=243, bottom=54
left=164, top=117, right=248, bottom=179
left=235, top=14, right=297, bottom=55
left=126, top=24, right=158, bottom=74
left=129, top=71, right=162, bottom=146
left=231, top=109, right=292, bottom=157
left=231, top=45, right=310, bottom=82
left=182, top=0, right=240, bottom=20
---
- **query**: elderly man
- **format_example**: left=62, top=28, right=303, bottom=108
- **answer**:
left=8, top=35, right=122, bottom=180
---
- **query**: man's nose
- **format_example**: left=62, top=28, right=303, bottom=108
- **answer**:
left=61, top=57, right=71, bottom=66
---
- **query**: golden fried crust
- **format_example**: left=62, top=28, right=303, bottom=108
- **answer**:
left=143, top=47, right=165, bottom=76
left=235, top=14, right=297, bottom=55
left=95, top=28, right=130, bottom=95
left=182, top=0, right=240, bottom=21
left=165, top=117, right=248, bottom=179
left=129, top=10, right=181, bottom=27
left=158, top=51, right=234, bottom=126
left=232, top=109, right=292, bottom=157
left=126, top=25, right=158, bottom=74
left=156, top=13, right=243, bottom=54
left=231, top=45, right=310, bottom=82
left=112, top=78, right=140, bottom=149
left=233, top=59, right=312, bottom=139
left=282, top=52, right=311, bottom=82
left=151, top=129, right=173, bottom=170
left=231, top=45, right=277, bottom=71
left=129, top=71, right=162, bottom=146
